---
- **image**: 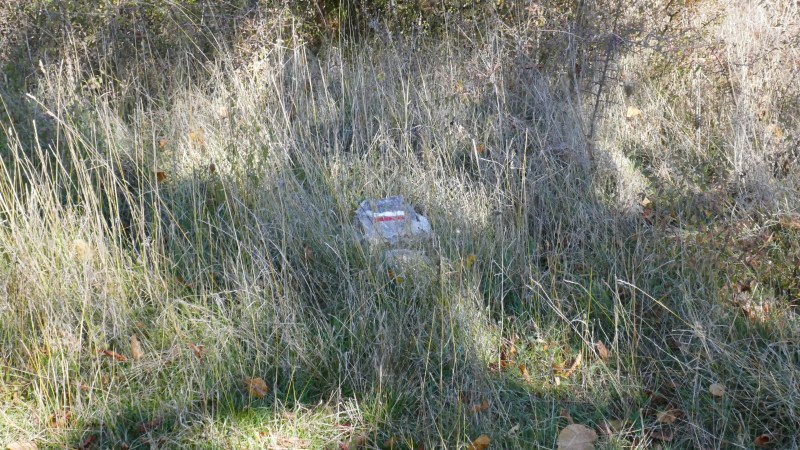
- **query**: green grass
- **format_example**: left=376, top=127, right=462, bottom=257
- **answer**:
left=1, top=1, right=799, bottom=449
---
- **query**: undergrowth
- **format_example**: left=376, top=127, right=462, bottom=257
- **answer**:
left=1, top=1, right=799, bottom=449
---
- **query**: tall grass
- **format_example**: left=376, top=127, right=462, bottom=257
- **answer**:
left=1, top=1, right=799, bottom=448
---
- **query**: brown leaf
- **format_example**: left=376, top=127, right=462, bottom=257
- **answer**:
left=645, top=389, right=669, bottom=406
left=269, top=436, right=310, bottom=449
left=650, top=429, right=673, bottom=442
left=6, top=442, right=37, bottom=450
left=560, top=352, right=583, bottom=378
left=137, top=417, right=163, bottom=433
left=655, top=409, right=680, bottom=424
left=499, top=338, right=518, bottom=369
left=188, top=343, right=205, bottom=360
left=626, top=106, right=642, bottom=119
left=47, top=409, right=72, bottom=428
left=467, top=434, right=490, bottom=450
left=595, top=341, right=609, bottom=361
left=709, top=383, right=726, bottom=397
left=754, top=434, right=772, bottom=447
left=557, top=424, right=597, bottom=450
left=155, top=171, right=167, bottom=183
left=130, top=335, right=144, bottom=361
left=519, top=364, right=531, bottom=382
left=767, top=124, right=784, bottom=139
left=245, top=377, right=268, bottom=398
left=100, top=349, right=128, bottom=362
left=469, top=399, right=490, bottom=414
left=76, top=435, right=97, bottom=450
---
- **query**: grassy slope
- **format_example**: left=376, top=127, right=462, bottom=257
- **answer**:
left=1, top=1, right=799, bottom=449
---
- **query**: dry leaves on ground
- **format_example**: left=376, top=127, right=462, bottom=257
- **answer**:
left=655, top=409, right=680, bottom=424
left=245, top=377, right=269, bottom=398
left=6, top=443, right=37, bottom=450
left=754, top=434, right=773, bottom=448
left=557, top=352, right=583, bottom=378
left=137, top=417, right=163, bottom=433
left=130, top=335, right=144, bottom=361
left=650, top=428, right=673, bottom=442
left=709, top=383, right=726, bottom=397
left=469, top=399, right=490, bottom=414
left=595, top=341, right=609, bottom=360
left=626, top=106, right=642, bottom=119
left=100, top=349, right=128, bottom=362
left=557, top=424, right=597, bottom=450
left=466, top=435, right=490, bottom=450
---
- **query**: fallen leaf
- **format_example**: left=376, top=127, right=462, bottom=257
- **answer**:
left=498, top=337, right=519, bottom=370
left=269, top=436, right=310, bottom=449
left=155, top=171, right=167, bottom=183
left=645, top=390, right=670, bottom=406
left=245, top=377, right=268, bottom=398
left=656, top=409, right=680, bottom=424
left=469, top=399, right=490, bottom=414
left=130, top=335, right=144, bottom=361
left=626, top=106, right=642, bottom=119
left=76, top=435, right=97, bottom=450
left=767, top=124, right=784, bottom=139
left=519, top=364, right=531, bottom=382
left=560, top=352, right=583, bottom=378
left=189, top=343, right=205, bottom=360
left=47, top=409, right=72, bottom=428
left=6, top=442, right=37, bottom=450
left=100, top=349, right=128, bottom=362
left=467, top=434, right=490, bottom=450
left=709, top=383, right=726, bottom=397
left=650, top=429, right=673, bottom=442
left=557, top=424, right=597, bottom=450
left=595, top=341, right=610, bottom=361
left=137, top=417, right=163, bottom=433
left=754, top=434, right=772, bottom=447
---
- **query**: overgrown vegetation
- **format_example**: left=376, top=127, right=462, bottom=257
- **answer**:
left=1, top=0, right=799, bottom=448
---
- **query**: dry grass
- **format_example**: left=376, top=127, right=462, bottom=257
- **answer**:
left=1, top=1, right=799, bottom=449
